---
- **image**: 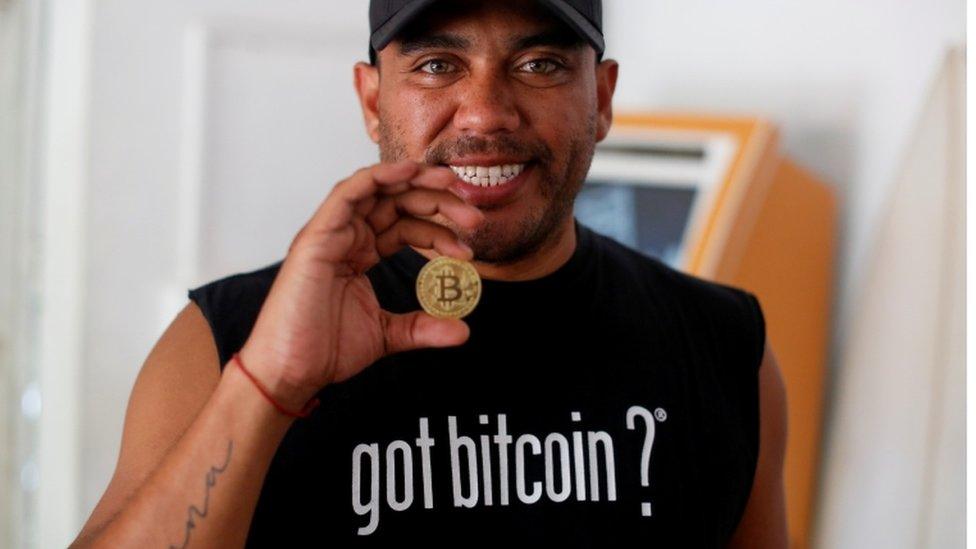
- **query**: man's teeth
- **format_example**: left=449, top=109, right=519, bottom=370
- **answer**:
left=449, top=163, right=526, bottom=187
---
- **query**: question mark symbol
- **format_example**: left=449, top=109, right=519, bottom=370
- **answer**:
left=626, top=405, right=660, bottom=517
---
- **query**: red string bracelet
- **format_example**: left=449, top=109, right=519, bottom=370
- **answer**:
left=231, top=352, right=320, bottom=419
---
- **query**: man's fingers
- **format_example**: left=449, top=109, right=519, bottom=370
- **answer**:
left=366, top=188, right=484, bottom=235
left=353, top=162, right=455, bottom=198
left=382, top=310, right=470, bottom=355
left=303, top=162, right=456, bottom=237
left=312, top=162, right=418, bottom=232
left=391, top=164, right=457, bottom=191
left=372, top=160, right=422, bottom=184
left=374, top=217, right=474, bottom=260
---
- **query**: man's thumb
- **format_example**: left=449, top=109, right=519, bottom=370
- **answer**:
left=382, top=310, right=470, bottom=355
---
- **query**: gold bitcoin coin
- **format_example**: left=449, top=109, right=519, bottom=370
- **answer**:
left=415, top=255, right=482, bottom=319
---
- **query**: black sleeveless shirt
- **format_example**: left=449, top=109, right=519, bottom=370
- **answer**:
left=187, top=219, right=765, bottom=547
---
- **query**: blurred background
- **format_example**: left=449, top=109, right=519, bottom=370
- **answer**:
left=0, top=0, right=966, bottom=547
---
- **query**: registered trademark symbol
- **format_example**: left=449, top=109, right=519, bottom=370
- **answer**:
left=654, top=408, right=667, bottom=422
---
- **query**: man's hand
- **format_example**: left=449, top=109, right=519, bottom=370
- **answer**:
left=239, top=160, right=485, bottom=411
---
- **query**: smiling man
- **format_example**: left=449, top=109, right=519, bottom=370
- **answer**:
left=365, top=0, right=603, bottom=279
left=72, top=1, right=788, bottom=547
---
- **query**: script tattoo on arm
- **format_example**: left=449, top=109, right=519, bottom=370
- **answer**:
left=169, top=439, right=234, bottom=549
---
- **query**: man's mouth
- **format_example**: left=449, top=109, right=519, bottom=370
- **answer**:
left=440, top=159, right=534, bottom=207
left=447, top=163, right=527, bottom=187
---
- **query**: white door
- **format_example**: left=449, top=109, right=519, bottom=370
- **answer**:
left=78, top=1, right=377, bottom=543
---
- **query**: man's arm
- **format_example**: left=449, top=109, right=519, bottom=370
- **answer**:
left=70, top=301, right=295, bottom=548
left=727, top=341, right=790, bottom=548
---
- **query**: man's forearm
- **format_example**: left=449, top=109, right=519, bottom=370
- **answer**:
left=72, top=363, right=296, bottom=548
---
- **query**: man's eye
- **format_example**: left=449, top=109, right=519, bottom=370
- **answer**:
left=419, top=59, right=455, bottom=75
left=520, top=59, right=562, bottom=74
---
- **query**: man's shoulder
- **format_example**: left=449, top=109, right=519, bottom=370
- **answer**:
left=185, top=259, right=285, bottom=367
left=187, top=259, right=285, bottom=322
left=586, top=226, right=756, bottom=310
left=587, top=226, right=766, bottom=367
left=189, top=259, right=284, bottom=297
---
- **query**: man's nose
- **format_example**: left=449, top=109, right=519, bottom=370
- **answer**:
left=452, top=69, right=521, bottom=135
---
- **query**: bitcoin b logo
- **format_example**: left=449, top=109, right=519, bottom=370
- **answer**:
left=435, top=268, right=462, bottom=306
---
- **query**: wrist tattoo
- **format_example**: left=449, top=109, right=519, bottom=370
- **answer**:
left=169, top=439, right=234, bottom=549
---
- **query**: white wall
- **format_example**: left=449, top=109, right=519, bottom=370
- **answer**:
left=812, top=46, right=965, bottom=549
left=64, top=0, right=965, bottom=547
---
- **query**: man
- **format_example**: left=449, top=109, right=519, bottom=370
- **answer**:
left=72, top=0, right=788, bottom=547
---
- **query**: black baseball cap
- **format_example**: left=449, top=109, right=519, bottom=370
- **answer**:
left=368, top=0, right=605, bottom=65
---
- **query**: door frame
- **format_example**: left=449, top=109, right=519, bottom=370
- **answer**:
left=0, top=0, right=92, bottom=546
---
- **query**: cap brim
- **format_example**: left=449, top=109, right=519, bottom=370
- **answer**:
left=371, top=0, right=604, bottom=59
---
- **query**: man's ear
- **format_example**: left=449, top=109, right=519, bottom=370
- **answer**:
left=353, top=61, right=381, bottom=143
left=594, top=58, right=619, bottom=142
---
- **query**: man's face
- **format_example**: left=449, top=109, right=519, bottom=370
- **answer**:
left=355, top=0, right=618, bottom=264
